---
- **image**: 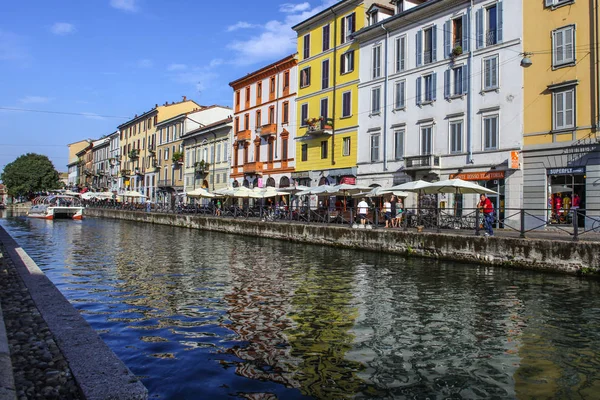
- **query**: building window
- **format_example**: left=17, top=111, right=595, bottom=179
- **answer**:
left=282, top=138, right=288, bottom=160
left=341, top=12, right=355, bottom=44
left=301, top=144, right=308, bottom=161
left=340, top=50, right=355, bottom=74
left=303, top=34, right=310, bottom=59
left=369, top=11, right=378, bottom=25
left=476, top=3, right=503, bottom=48
left=371, top=87, right=381, bottom=115
left=545, top=0, right=574, bottom=7
left=245, top=87, right=251, bottom=104
left=421, top=126, right=432, bottom=155
left=417, top=73, right=437, bottom=105
left=452, top=17, right=463, bottom=50
left=322, top=24, right=330, bottom=52
left=244, top=114, right=249, bottom=130
left=320, top=97, right=329, bottom=120
left=394, top=80, right=406, bottom=110
left=301, top=103, right=308, bottom=126
left=395, top=35, right=406, bottom=72
left=235, top=117, right=240, bottom=133
left=282, top=101, right=289, bottom=124
left=483, top=115, right=499, bottom=150
left=417, top=26, right=436, bottom=66
left=322, top=59, right=330, bottom=89
left=270, top=77, right=276, bottom=94
left=257, top=82, right=262, bottom=101
left=300, top=67, right=311, bottom=88
left=372, top=45, right=381, bottom=79
left=268, top=106, right=275, bottom=124
left=321, top=140, right=328, bottom=159
left=450, top=121, right=463, bottom=153
left=483, top=55, right=499, bottom=91
left=552, top=26, right=575, bottom=67
left=342, top=137, right=351, bottom=156
left=342, top=91, right=352, bottom=117
left=394, top=129, right=404, bottom=160
left=370, top=133, right=380, bottom=162
left=256, top=110, right=262, bottom=127
left=268, top=140, right=274, bottom=162
left=283, top=71, right=290, bottom=89
left=553, top=87, right=575, bottom=130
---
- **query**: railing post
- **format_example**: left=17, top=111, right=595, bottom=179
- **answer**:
left=436, top=208, right=441, bottom=233
left=349, top=209, right=353, bottom=227
left=326, top=208, right=330, bottom=224
left=520, top=209, right=526, bottom=238
left=403, top=210, right=408, bottom=231
left=475, top=207, right=481, bottom=236
left=374, top=209, right=378, bottom=227
left=573, top=209, right=579, bottom=242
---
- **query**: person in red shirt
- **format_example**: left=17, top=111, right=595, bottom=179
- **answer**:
left=478, top=194, right=495, bottom=236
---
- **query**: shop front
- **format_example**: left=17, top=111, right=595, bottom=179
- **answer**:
left=546, top=167, right=585, bottom=226
left=449, top=171, right=506, bottom=226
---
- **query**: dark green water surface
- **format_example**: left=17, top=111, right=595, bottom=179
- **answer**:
left=2, top=214, right=600, bottom=399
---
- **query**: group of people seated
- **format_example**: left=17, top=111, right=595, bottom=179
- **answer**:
left=356, top=195, right=405, bottom=227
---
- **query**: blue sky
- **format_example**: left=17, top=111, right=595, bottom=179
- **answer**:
left=0, top=0, right=337, bottom=175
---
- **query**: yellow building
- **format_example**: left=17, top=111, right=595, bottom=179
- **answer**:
left=522, top=0, right=600, bottom=227
left=291, top=0, right=376, bottom=186
left=117, top=97, right=201, bottom=202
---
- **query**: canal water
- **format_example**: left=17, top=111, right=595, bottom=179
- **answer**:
left=1, top=214, right=600, bottom=399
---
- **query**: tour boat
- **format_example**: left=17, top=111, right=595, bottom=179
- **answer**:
left=28, top=195, right=84, bottom=220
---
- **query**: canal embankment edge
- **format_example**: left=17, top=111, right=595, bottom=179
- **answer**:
left=0, top=226, right=148, bottom=400
left=0, top=270, right=16, bottom=400
left=87, top=209, right=600, bottom=275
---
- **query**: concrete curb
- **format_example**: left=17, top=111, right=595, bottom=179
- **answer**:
left=0, top=226, right=148, bottom=400
left=0, top=259, right=17, bottom=400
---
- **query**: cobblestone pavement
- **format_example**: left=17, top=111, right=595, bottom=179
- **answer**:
left=0, top=242, right=82, bottom=400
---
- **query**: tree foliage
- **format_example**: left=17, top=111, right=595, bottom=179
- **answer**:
left=0, top=153, right=61, bottom=197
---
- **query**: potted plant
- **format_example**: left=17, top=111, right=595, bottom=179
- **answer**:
left=172, top=151, right=184, bottom=164
left=128, top=149, right=139, bottom=159
left=451, top=45, right=463, bottom=58
left=194, top=160, right=209, bottom=173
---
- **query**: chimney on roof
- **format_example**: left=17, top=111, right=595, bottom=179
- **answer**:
left=135, top=114, right=138, bottom=118
left=155, top=104, right=158, bottom=108
left=164, top=102, right=168, bottom=106
left=182, top=96, right=187, bottom=101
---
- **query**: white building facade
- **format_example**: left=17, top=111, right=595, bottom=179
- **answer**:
left=108, top=131, right=120, bottom=193
left=355, top=0, right=524, bottom=214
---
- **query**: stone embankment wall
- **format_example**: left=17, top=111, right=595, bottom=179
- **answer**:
left=87, top=209, right=600, bottom=275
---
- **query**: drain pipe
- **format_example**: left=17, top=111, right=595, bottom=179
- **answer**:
left=331, top=7, right=338, bottom=167
left=467, top=0, right=474, bottom=164
left=381, top=24, right=390, bottom=172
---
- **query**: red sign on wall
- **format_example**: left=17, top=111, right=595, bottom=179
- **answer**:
left=449, top=171, right=505, bottom=181
left=340, top=176, right=356, bottom=184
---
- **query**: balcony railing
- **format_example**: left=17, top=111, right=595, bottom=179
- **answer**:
left=243, top=161, right=263, bottom=175
left=305, top=117, right=334, bottom=136
left=403, top=154, right=441, bottom=170
left=237, top=129, right=252, bottom=142
left=148, top=143, right=156, bottom=153
left=258, top=123, right=277, bottom=137
left=486, top=30, right=497, bottom=46
left=158, top=179, right=173, bottom=187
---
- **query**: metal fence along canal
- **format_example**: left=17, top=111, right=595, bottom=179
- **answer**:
left=2, top=215, right=600, bottom=399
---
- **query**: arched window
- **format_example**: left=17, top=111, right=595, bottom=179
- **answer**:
left=319, top=176, right=330, bottom=186
left=266, top=177, right=275, bottom=187
left=233, top=180, right=240, bottom=188
left=279, top=176, right=290, bottom=188
left=243, top=179, right=250, bottom=188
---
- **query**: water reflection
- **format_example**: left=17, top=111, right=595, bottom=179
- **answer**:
left=2, top=217, right=600, bottom=399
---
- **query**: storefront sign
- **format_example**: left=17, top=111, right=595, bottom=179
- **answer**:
left=291, top=172, right=310, bottom=179
left=340, top=176, right=356, bottom=184
left=510, top=151, right=520, bottom=169
left=547, top=167, right=586, bottom=175
left=449, top=171, right=505, bottom=181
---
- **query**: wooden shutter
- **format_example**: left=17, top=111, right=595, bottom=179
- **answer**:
left=416, top=77, right=422, bottom=105
left=416, top=30, right=422, bottom=66
left=432, top=73, right=437, bottom=101
left=497, top=1, right=503, bottom=43
left=444, top=69, right=451, bottom=99
left=432, top=25, right=437, bottom=62
left=462, top=12, right=470, bottom=52
left=476, top=8, right=484, bottom=49
left=444, top=20, right=451, bottom=58
left=461, top=64, right=469, bottom=94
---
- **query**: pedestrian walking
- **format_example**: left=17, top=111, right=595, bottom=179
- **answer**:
left=478, top=194, right=495, bottom=236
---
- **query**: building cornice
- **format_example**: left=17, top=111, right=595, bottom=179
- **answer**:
left=292, top=0, right=359, bottom=33
left=229, top=54, right=298, bottom=89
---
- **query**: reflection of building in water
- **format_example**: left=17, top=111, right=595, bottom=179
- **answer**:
left=221, top=246, right=302, bottom=391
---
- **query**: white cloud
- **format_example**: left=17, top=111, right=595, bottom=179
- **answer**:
left=167, top=63, right=187, bottom=71
left=226, top=0, right=338, bottom=65
left=137, top=59, right=153, bottom=68
left=110, top=0, right=138, bottom=12
left=19, top=96, right=52, bottom=104
left=168, top=67, right=218, bottom=93
left=226, top=21, right=257, bottom=32
left=279, top=3, right=311, bottom=13
left=50, top=23, right=76, bottom=36
left=81, top=112, right=105, bottom=120
left=209, top=59, right=223, bottom=68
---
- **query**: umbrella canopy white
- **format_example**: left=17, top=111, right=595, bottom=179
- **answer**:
left=186, top=188, right=215, bottom=198
left=278, top=185, right=310, bottom=195
left=64, top=190, right=81, bottom=196
left=229, top=186, right=254, bottom=198
left=82, top=192, right=113, bottom=200
left=326, top=184, right=373, bottom=196
left=295, top=185, right=333, bottom=196
left=389, top=180, right=434, bottom=192
left=121, top=190, right=146, bottom=198
left=421, top=178, right=497, bottom=195
left=249, top=188, right=288, bottom=199
left=352, top=187, right=410, bottom=198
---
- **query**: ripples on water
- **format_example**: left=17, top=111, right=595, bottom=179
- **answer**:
left=2, top=214, right=600, bottom=399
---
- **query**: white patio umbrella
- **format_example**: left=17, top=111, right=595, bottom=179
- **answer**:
left=229, top=186, right=254, bottom=198
left=352, top=187, right=410, bottom=198
left=421, top=178, right=497, bottom=195
left=295, top=185, right=333, bottom=196
left=389, top=180, right=434, bottom=192
left=186, top=188, right=215, bottom=198
left=64, top=190, right=81, bottom=196
left=278, top=185, right=310, bottom=195
left=249, top=187, right=288, bottom=199
left=326, top=184, right=373, bottom=196
left=121, top=190, right=146, bottom=198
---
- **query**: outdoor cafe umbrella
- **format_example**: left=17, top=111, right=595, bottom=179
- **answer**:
left=325, top=183, right=372, bottom=210
left=389, top=180, right=433, bottom=193
left=278, top=185, right=310, bottom=195
left=249, top=187, right=288, bottom=199
left=295, top=185, right=333, bottom=196
left=121, top=190, right=146, bottom=198
left=420, top=178, right=497, bottom=195
left=352, top=187, right=410, bottom=198
left=186, top=188, right=215, bottom=198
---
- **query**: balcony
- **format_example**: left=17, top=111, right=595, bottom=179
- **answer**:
left=243, top=161, right=263, bottom=175
left=237, top=129, right=252, bottom=142
left=158, top=179, right=174, bottom=187
left=134, top=167, right=144, bottom=176
left=194, top=161, right=210, bottom=174
left=303, top=117, right=333, bottom=137
left=120, top=169, right=131, bottom=177
left=148, top=143, right=156, bottom=153
left=403, top=154, right=441, bottom=170
left=257, top=123, right=277, bottom=137
left=128, top=149, right=139, bottom=160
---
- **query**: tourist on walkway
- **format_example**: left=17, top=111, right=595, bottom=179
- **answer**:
left=395, top=198, right=404, bottom=228
left=478, top=194, right=494, bottom=237
left=383, top=198, right=392, bottom=228
left=357, top=197, right=369, bottom=226
left=390, top=195, right=397, bottom=227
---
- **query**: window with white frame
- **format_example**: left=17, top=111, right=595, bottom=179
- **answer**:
left=217, top=144, right=221, bottom=163
left=395, top=35, right=406, bottom=72
left=342, top=137, right=351, bottom=156
left=370, top=133, right=380, bottom=162
left=553, top=87, right=575, bottom=130
left=322, top=59, right=330, bottom=89
left=421, top=126, right=433, bottom=155
left=372, top=45, right=381, bottom=79
left=545, top=0, right=574, bottom=7
left=483, top=115, right=499, bottom=150
left=417, top=73, right=437, bottom=104
left=394, top=80, right=406, bottom=110
left=322, top=24, right=330, bottom=52
left=341, top=13, right=355, bottom=43
left=303, top=34, right=310, bottom=59
left=371, top=87, right=381, bottom=115
left=300, top=67, right=311, bottom=88
left=476, top=3, right=503, bottom=48
left=483, top=55, right=499, bottom=91
left=552, top=26, right=575, bottom=67
left=320, top=97, right=329, bottom=121
left=444, top=65, right=468, bottom=98
left=449, top=120, right=463, bottom=153
left=341, top=50, right=355, bottom=74
left=342, top=91, right=352, bottom=117
left=301, top=103, right=308, bottom=126
left=394, top=129, right=404, bottom=160
left=416, top=26, right=437, bottom=66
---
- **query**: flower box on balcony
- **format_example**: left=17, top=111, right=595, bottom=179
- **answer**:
left=128, top=149, right=139, bottom=159
left=120, top=169, right=131, bottom=177
left=172, top=151, right=184, bottom=164
left=194, top=160, right=209, bottom=174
